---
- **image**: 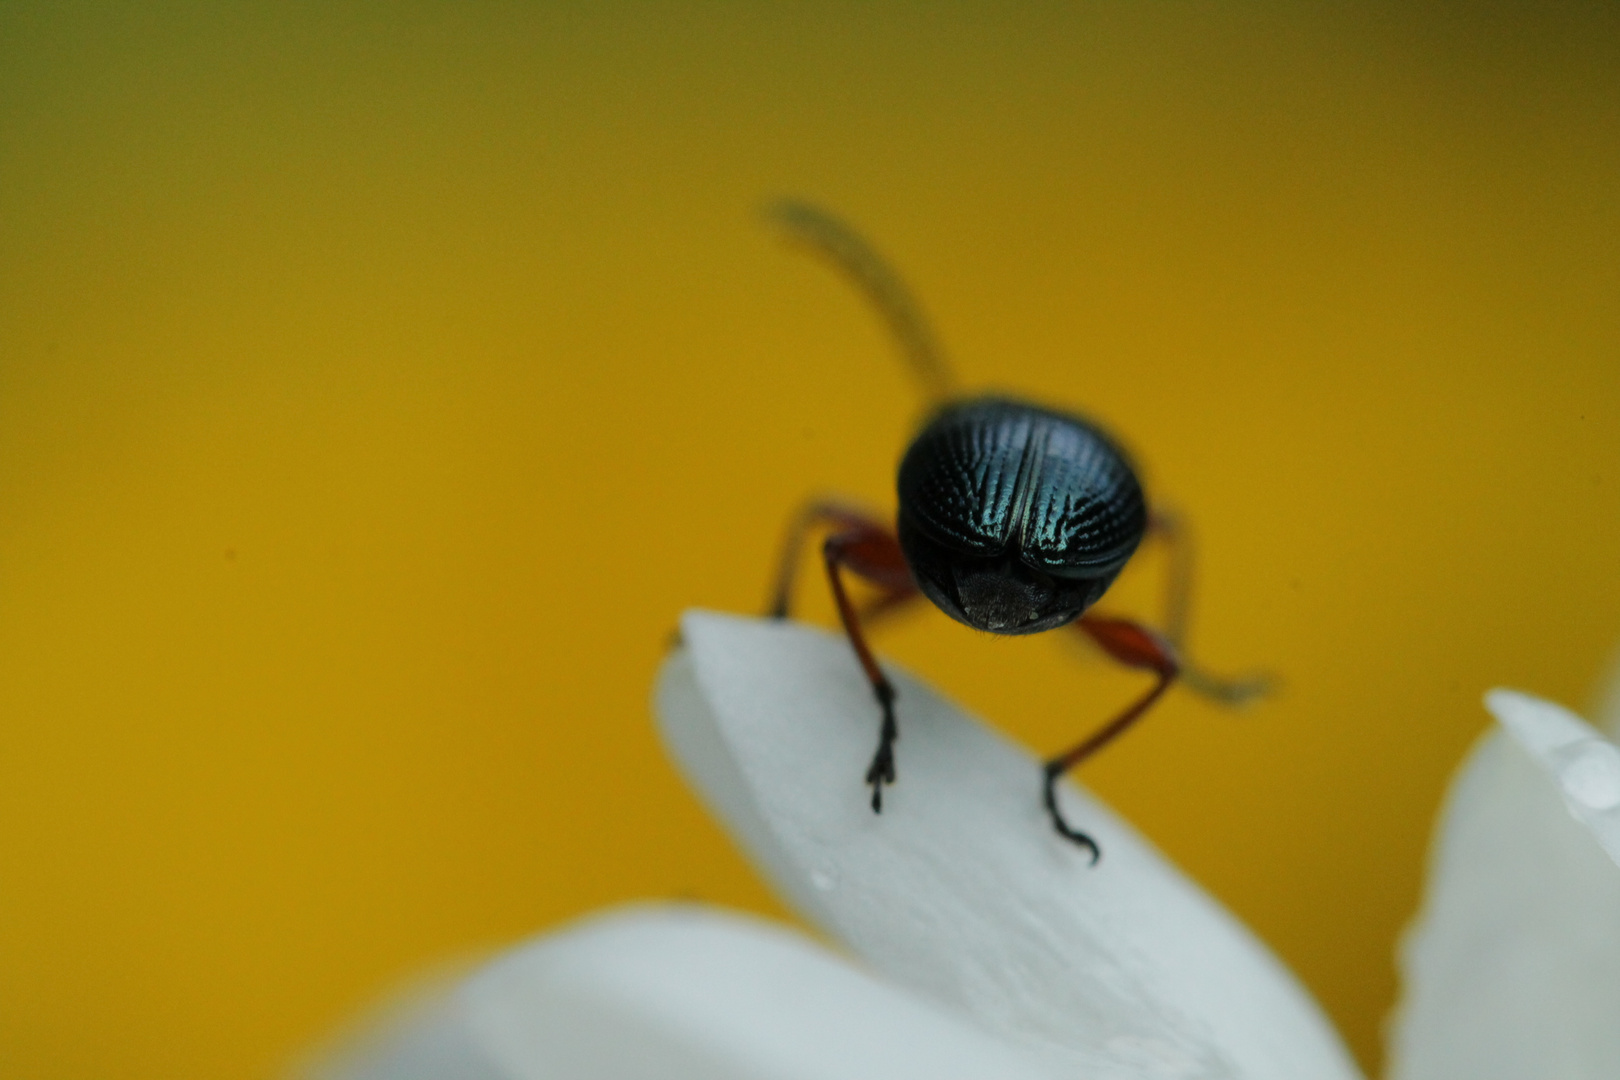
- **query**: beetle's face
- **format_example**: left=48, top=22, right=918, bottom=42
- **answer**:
left=898, top=517, right=1114, bottom=636
left=937, top=559, right=1095, bottom=634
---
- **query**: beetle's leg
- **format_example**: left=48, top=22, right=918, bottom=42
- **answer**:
left=768, top=501, right=921, bottom=623
left=767, top=501, right=885, bottom=618
left=1045, top=615, right=1180, bottom=863
left=1145, top=508, right=1192, bottom=649
left=820, top=521, right=917, bottom=813
left=1145, top=508, right=1271, bottom=706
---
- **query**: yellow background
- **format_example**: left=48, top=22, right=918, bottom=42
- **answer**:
left=3, top=3, right=1617, bottom=1076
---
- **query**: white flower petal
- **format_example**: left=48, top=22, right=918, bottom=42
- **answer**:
left=1489, top=688, right=1620, bottom=864
left=1387, top=690, right=1620, bottom=1080
left=302, top=904, right=1059, bottom=1080
left=656, top=611, right=1361, bottom=1080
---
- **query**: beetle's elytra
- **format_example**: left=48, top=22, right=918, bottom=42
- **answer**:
left=899, top=397, right=1147, bottom=637
left=763, top=202, right=1265, bottom=863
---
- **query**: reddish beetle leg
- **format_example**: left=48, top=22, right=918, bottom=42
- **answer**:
left=1045, top=617, right=1180, bottom=863
left=767, top=500, right=1247, bottom=855
left=767, top=502, right=918, bottom=810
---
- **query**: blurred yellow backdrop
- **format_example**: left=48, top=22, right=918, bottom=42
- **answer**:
left=3, top=2, right=1617, bottom=1076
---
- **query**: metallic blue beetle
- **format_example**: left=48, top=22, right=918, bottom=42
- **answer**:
left=764, top=203, right=1264, bottom=862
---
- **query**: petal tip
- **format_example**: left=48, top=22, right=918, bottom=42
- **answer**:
left=657, top=610, right=1363, bottom=1080
left=1481, top=685, right=1620, bottom=869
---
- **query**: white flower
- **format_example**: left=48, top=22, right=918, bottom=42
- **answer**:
left=1386, top=686, right=1620, bottom=1080
left=301, top=614, right=1620, bottom=1080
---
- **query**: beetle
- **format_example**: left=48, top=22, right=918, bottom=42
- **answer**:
left=764, top=201, right=1266, bottom=862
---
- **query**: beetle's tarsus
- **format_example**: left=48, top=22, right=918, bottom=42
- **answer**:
left=1181, top=665, right=1274, bottom=707
left=1042, top=763, right=1101, bottom=865
left=865, top=688, right=899, bottom=813
left=865, top=744, right=895, bottom=812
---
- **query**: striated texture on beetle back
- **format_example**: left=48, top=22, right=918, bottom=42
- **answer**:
left=898, top=397, right=1146, bottom=574
left=1020, top=417, right=1147, bottom=574
left=896, top=400, right=1035, bottom=557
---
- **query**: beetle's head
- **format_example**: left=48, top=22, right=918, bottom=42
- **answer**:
left=898, top=516, right=1118, bottom=636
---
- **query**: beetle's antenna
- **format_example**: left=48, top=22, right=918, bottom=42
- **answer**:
left=767, top=199, right=957, bottom=406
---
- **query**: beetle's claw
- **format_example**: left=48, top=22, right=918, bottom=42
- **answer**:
left=865, top=688, right=899, bottom=814
left=1047, top=807, right=1101, bottom=865
left=1042, top=766, right=1101, bottom=865
left=865, top=744, right=896, bottom=812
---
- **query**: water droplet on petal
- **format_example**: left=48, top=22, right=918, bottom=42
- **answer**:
left=810, top=868, right=837, bottom=892
left=1556, top=739, right=1620, bottom=810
